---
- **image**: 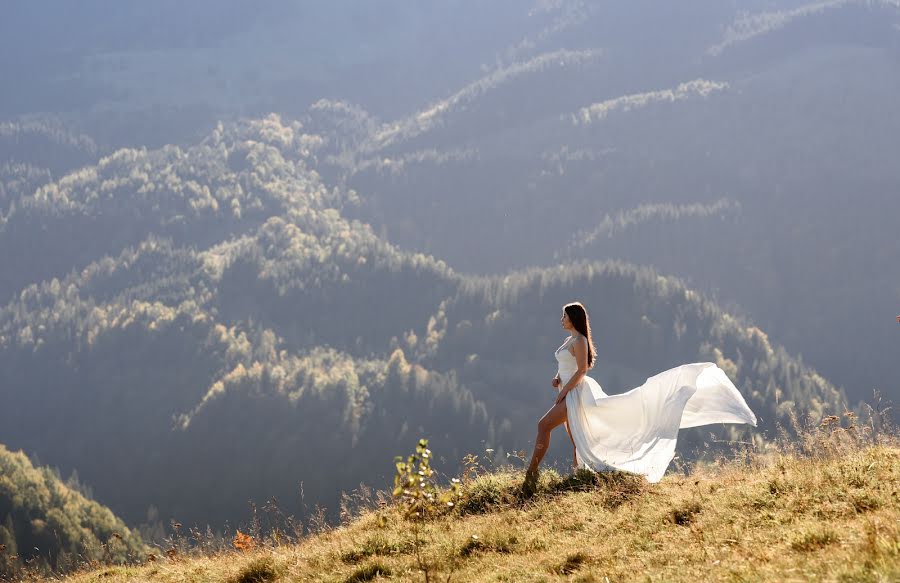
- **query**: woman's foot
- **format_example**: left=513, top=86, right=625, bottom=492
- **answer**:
left=522, top=467, right=539, bottom=497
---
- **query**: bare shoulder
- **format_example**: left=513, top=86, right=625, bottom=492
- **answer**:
left=568, top=334, right=587, bottom=352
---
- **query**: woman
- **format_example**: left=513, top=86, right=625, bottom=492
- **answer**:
left=524, top=301, right=757, bottom=487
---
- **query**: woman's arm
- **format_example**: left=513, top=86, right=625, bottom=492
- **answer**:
left=556, top=336, right=588, bottom=403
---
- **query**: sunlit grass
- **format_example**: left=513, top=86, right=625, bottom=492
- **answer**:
left=51, top=417, right=900, bottom=582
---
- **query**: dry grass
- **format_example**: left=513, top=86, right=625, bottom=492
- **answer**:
left=49, top=416, right=900, bottom=582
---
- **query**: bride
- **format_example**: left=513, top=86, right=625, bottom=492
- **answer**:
left=524, top=301, right=757, bottom=486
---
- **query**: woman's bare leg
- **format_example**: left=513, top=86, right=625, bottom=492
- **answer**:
left=526, top=400, right=568, bottom=474
left=564, top=421, right=578, bottom=470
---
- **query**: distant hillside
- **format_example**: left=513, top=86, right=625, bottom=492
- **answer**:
left=0, top=119, right=101, bottom=222
left=0, top=444, right=145, bottom=578
left=304, top=1, right=900, bottom=404
left=0, top=117, right=845, bottom=531
left=61, top=439, right=900, bottom=582
left=2, top=1, right=897, bottom=407
left=423, top=261, right=845, bottom=455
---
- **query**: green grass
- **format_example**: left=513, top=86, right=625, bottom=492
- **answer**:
left=55, top=434, right=900, bottom=582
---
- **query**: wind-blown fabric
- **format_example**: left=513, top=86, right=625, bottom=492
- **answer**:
left=557, top=339, right=757, bottom=482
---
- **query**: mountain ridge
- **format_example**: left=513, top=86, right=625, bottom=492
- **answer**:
left=0, top=115, right=849, bottom=531
left=0, top=444, right=146, bottom=578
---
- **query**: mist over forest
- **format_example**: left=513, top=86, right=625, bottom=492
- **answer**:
left=1, top=0, right=898, bottom=572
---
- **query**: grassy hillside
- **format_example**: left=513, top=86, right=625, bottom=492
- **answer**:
left=57, top=422, right=899, bottom=582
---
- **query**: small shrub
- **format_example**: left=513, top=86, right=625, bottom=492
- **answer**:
left=392, top=438, right=462, bottom=582
left=344, top=561, right=391, bottom=582
left=233, top=556, right=280, bottom=583
left=393, top=438, right=460, bottom=520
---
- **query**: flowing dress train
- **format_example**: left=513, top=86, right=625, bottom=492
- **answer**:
left=555, top=337, right=757, bottom=482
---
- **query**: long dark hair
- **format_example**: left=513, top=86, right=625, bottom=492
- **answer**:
left=564, top=301, right=597, bottom=368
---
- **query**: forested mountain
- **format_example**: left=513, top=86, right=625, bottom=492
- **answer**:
left=0, top=444, right=145, bottom=578
left=3, top=2, right=897, bottom=401
left=304, top=1, right=900, bottom=402
left=1, top=0, right=895, bottom=547
left=0, top=117, right=845, bottom=531
left=0, top=120, right=101, bottom=222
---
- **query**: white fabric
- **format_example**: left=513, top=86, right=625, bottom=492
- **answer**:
left=556, top=337, right=757, bottom=482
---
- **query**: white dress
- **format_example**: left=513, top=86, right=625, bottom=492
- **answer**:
left=556, top=336, right=757, bottom=482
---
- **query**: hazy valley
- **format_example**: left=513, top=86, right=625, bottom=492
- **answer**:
left=1, top=1, right=898, bottom=578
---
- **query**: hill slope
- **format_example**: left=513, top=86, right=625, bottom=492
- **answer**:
left=0, top=444, right=146, bottom=578
left=61, top=438, right=900, bottom=582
